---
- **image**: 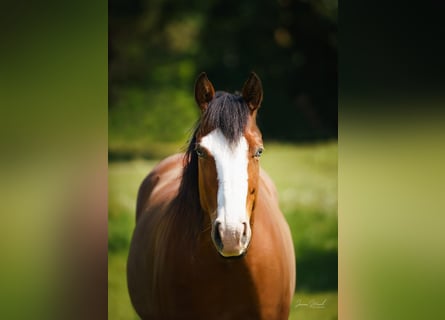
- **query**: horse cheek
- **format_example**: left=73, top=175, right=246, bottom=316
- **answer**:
left=246, top=159, right=260, bottom=219
left=198, top=159, right=218, bottom=220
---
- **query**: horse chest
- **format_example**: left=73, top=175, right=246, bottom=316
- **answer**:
left=156, top=234, right=289, bottom=320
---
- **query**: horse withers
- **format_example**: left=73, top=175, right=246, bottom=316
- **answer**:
left=127, top=72, right=295, bottom=319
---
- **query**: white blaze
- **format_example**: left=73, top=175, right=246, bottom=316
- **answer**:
left=200, top=129, right=249, bottom=228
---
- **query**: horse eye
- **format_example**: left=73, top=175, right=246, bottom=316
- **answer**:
left=254, top=147, right=264, bottom=158
left=195, top=146, right=205, bottom=157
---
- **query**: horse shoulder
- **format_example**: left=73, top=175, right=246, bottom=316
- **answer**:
left=129, top=153, right=185, bottom=318
left=258, top=168, right=280, bottom=203
left=255, top=168, right=296, bottom=307
left=135, top=153, right=184, bottom=221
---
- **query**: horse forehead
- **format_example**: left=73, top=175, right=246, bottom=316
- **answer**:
left=200, top=129, right=249, bottom=181
left=200, top=129, right=248, bottom=159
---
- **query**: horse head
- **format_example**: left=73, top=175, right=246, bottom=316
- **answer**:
left=194, top=72, right=264, bottom=257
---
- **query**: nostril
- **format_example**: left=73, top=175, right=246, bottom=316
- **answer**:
left=213, top=222, right=223, bottom=250
left=242, top=222, right=248, bottom=237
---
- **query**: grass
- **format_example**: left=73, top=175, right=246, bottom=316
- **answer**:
left=108, top=253, right=139, bottom=320
left=108, top=141, right=337, bottom=319
left=261, top=142, right=337, bottom=215
left=290, top=291, right=338, bottom=320
left=109, top=159, right=159, bottom=219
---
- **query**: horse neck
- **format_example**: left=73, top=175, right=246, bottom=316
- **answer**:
left=168, top=151, right=206, bottom=245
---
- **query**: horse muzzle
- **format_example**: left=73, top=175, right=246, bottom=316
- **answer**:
left=211, top=220, right=251, bottom=257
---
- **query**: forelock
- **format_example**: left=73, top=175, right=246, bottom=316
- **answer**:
left=200, top=92, right=249, bottom=145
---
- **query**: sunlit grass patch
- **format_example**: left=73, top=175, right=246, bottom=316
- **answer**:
left=261, top=141, right=337, bottom=214
left=109, top=159, right=159, bottom=218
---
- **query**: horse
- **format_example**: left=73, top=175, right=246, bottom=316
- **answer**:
left=127, top=72, right=296, bottom=319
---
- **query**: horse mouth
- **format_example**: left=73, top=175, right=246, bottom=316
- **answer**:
left=217, top=249, right=248, bottom=259
left=211, top=223, right=250, bottom=258
left=214, top=245, right=249, bottom=258
left=217, top=247, right=248, bottom=258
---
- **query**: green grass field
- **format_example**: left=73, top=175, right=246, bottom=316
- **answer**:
left=108, top=141, right=337, bottom=319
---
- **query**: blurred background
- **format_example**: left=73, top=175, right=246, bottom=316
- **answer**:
left=2, top=1, right=444, bottom=320
left=109, top=0, right=337, bottom=319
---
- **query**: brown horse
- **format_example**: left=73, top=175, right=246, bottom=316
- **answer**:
left=127, top=72, right=295, bottom=319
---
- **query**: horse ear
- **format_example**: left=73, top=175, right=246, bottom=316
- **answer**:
left=195, top=72, right=215, bottom=112
left=242, top=72, right=263, bottom=111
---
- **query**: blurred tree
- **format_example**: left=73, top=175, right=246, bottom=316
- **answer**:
left=109, top=0, right=337, bottom=147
